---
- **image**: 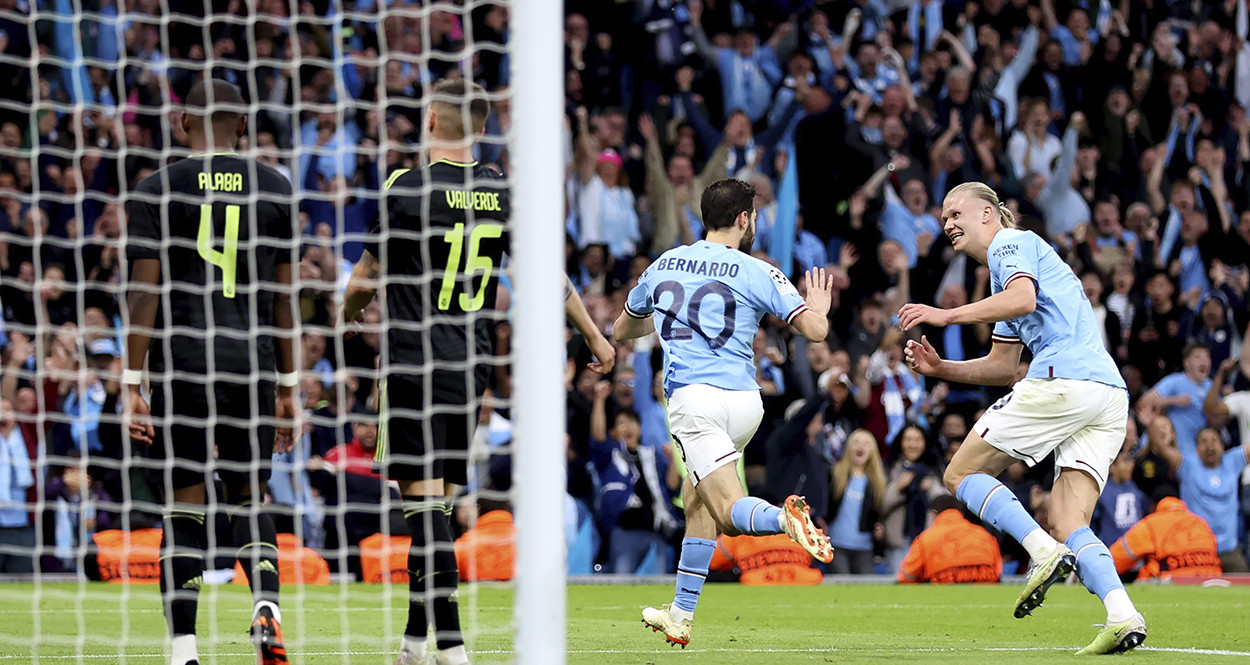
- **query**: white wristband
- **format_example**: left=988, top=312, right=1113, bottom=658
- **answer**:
left=277, top=372, right=300, bottom=388
left=121, top=369, right=144, bottom=386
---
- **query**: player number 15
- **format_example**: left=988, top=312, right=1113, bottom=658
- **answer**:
left=439, top=222, right=504, bottom=311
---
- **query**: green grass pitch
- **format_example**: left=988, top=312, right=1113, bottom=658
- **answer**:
left=1, top=582, right=1248, bottom=663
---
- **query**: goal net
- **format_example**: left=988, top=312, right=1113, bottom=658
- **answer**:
left=0, top=0, right=565, bottom=662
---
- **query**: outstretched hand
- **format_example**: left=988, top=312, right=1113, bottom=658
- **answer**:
left=904, top=336, right=943, bottom=376
left=804, top=267, right=834, bottom=316
left=897, top=303, right=951, bottom=332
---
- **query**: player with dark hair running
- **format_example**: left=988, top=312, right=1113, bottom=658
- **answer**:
left=124, top=79, right=299, bottom=665
left=612, top=177, right=835, bottom=648
left=342, top=78, right=615, bottom=665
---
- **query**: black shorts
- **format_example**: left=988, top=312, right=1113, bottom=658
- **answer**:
left=377, top=374, right=481, bottom=486
left=145, top=380, right=275, bottom=494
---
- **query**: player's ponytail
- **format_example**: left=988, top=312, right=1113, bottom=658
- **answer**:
left=945, top=181, right=1016, bottom=229
left=997, top=201, right=1018, bottom=229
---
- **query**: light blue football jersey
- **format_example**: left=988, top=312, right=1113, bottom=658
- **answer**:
left=987, top=228, right=1126, bottom=390
left=625, top=240, right=808, bottom=395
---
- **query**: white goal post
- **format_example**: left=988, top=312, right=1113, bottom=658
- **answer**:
left=509, top=1, right=569, bottom=664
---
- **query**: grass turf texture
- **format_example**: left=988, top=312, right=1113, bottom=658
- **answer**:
left=0, top=583, right=1247, bottom=663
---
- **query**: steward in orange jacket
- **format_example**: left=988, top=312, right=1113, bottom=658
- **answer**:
left=709, top=533, right=822, bottom=585
left=454, top=509, right=516, bottom=582
left=899, top=495, right=1001, bottom=584
left=1109, top=494, right=1221, bottom=581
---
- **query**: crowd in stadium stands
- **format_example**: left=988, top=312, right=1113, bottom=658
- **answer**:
left=1, top=0, right=1250, bottom=583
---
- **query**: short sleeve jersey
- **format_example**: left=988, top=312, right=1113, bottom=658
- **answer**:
left=1178, top=448, right=1248, bottom=553
left=986, top=228, right=1125, bottom=389
left=125, top=155, right=295, bottom=378
left=1151, top=372, right=1214, bottom=455
left=367, top=161, right=511, bottom=399
left=625, top=240, right=807, bottom=395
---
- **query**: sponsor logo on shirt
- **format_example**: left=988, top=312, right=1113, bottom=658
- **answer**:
left=992, top=244, right=1019, bottom=259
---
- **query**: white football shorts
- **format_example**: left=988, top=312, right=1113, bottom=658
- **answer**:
left=972, top=378, right=1128, bottom=491
left=666, top=384, right=764, bottom=486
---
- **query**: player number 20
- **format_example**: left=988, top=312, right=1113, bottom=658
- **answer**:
left=197, top=203, right=240, bottom=298
left=439, top=222, right=504, bottom=311
left=654, top=280, right=736, bottom=349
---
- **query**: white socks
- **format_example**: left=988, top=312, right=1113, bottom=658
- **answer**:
left=669, top=605, right=694, bottom=622
left=776, top=511, right=787, bottom=534
left=401, top=635, right=428, bottom=658
left=170, top=635, right=197, bottom=665
left=402, top=636, right=471, bottom=665
left=1021, top=528, right=1059, bottom=562
left=437, top=645, right=470, bottom=665
left=1103, top=588, right=1138, bottom=623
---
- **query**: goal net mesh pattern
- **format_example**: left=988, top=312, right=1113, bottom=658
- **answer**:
left=0, top=0, right=517, bottom=661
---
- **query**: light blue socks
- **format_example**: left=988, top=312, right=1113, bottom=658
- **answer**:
left=729, top=497, right=784, bottom=536
left=671, top=538, right=716, bottom=617
left=1067, top=526, right=1137, bottom=622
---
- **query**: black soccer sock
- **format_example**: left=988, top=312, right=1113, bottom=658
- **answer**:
left=230, top=501, right=281, bottom=607
left=403, top=497, right=462, bottom=648
left=160, top=510, right=207, bottom=636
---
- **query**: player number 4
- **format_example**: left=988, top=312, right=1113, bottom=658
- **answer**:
left=198, top=203, right=240, bottom=298
left=439, top=222, right=504, bottom=311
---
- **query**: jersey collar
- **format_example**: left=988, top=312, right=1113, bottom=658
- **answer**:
left=431, top=159, right=478, bottom=168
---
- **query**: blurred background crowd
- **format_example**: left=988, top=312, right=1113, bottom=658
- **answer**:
left=0, top=0, right=1249, bottom=581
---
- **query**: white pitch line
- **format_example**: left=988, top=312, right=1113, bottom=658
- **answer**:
left=0, top=602, right=1041, bottom=614
left=1, top=646, right=1248, bottom=660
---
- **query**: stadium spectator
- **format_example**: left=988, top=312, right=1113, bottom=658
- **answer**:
left=1093, top=448, right=1148, bottom=546
left=898, top=494, right=1002, bottom=584
left=862, top=329, right=925, bottom=448
left=1147, top=425, right=1250, bottom=572
left=574, top=116, right=641, bottom=260
left=1021, top=111, right=1090, bottom=238
left=1203, top=358, right=1250, bottom=456
left=0, top=397, right=33, bottom=573
left=588, top=381, right=680, bottom=574
left=1132, top=412, right=1180, bottom=499
left=688, top=0, right=784, bottom=124
left=454, top=498, right=515, bottom=582
left=638, top=113, right=728, bottom=252
left=1007, top=99, right=1063, bottom=180
left=826, top=429, right=886, bottom=574
left=314, top=410, right=404, bottom=573
left=1129, top=271, right=1186, bottom=384
left=881, top=424, right=947, bottom=573
left=764, top=398, right=832, bottom=518
left=1140, top=344, right=1213, bottom=454
left=1109, top=489, right=1221, bottom=582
